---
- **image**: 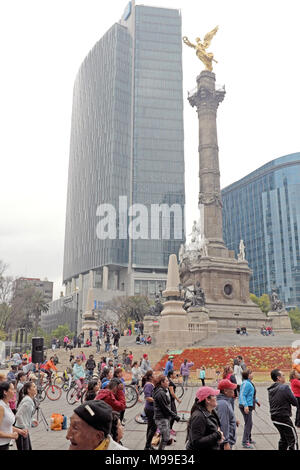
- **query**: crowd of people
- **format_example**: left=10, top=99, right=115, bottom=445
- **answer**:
left=2, top=334, right=300, bottom=451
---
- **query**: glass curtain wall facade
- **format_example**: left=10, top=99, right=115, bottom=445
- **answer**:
left=131, top=6, right=185, bottom=268
left=63, top=2, right=185, bottom=287
left=63, top=24, right=132, bottom=283
left=222, top=153, right=300, bottom=309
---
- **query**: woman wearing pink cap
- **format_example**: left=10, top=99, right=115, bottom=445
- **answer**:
left=186, top=386, right=224, bottom=450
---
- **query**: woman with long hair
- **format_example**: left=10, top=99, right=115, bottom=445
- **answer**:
left=142, top=370, right=156, bottom=450
left=153, top=374, right=180, bottom=450
left=0, top=382, right=27, bottom=450
left=186, top=386, right=224, bottom=450
left=14, top=382, right=38, bottom=450
left=83, top=380, right=100, bottom=402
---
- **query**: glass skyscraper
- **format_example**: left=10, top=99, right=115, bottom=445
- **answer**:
left=63, top=1, right=185, bottom=309
left=222, top=153, right=300, bottom=309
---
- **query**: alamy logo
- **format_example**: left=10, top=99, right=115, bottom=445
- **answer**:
left=96, top=196, right=185, bottom=240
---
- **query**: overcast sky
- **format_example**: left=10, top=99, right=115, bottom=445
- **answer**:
left=1, top=0, right=299, bottom=299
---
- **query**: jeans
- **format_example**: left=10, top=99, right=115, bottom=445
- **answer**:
left=155, top=418, right=170, bottom=450
left=182, top=375, right=189, bottom=387
left=105, top=343, right=110, bottom=352
left=239, top=405, right=253, bottom=444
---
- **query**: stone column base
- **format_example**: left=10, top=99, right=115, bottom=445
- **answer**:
left=267, top=310, right=293, bottom=333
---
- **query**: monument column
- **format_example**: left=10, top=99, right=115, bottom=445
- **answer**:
left=188, top=71, right=227, bottom=257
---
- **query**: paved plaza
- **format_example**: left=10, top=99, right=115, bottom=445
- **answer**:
left=9, top=382, right=300, bottom=451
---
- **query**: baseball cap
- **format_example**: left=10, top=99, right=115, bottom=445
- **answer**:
left=143, top=354, right=148, bottom=358
left=196, top=386, right=220, bottom=402
left=218, top=379, right=237, bottom=391
left=74, top=400, right=112, bottom=435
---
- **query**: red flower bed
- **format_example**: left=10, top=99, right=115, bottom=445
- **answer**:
left=154, top=347, right=294, bottom=372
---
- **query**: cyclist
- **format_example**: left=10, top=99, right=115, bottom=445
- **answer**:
left=72, top=358, right=86, bottom=399
left=40, top=357, right=58, bottom=381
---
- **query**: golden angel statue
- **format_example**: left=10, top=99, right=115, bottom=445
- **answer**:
left=183, top=26, right=219, bottom=72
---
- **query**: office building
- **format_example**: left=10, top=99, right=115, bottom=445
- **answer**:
left=222, top=152, right=300, bottom=309
left=60, top=2, right=185, bottom=331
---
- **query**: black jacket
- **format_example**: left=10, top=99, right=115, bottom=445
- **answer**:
left=153, top=386, right=179, bottom=421
left=85, top=359, right=96, bottom=370
left=186, top=405, right=222, bottom=451
left=267, top=382, right=298, bottom=421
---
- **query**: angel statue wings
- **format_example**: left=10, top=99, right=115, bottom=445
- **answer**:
left=183, top=26, right=219, bottom=72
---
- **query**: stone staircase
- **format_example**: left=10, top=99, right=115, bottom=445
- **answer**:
left=47, top=336, right=167, bottom=374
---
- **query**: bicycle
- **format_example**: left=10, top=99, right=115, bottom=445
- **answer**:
left=173, top=381, right=184, bottom=399
left=66, top=378, right=89, bottom=405
left=36, top=372, right=62, bottom=402
left=54, top=369, right=73, bottom=392
left=124, top=384, right=139, bottom=408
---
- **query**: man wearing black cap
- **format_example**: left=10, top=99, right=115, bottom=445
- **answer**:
left=66, top=400, right=128, bottom=450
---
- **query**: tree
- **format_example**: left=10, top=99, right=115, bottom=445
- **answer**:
left=0, top=303, right=11, bottom=331
left=31, top=291, right=49, bottom=336
left=250, top=293, right=270, bottom=314
left=8, top=286, right=49, bottom=334
left=50, top=324, right=75, bottom=344
left=101, top=295, right=152, bottom=332
left=0, top=260, right=14, bottom=304
left=289, top=308, right=300, bottom=332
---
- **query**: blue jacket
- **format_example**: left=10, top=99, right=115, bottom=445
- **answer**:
left=164, top=360, right=174, bottom=376
left=239, top=379, right=256, bottom=407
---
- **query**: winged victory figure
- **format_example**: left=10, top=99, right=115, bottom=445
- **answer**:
left=183, top=26, right=219, bottom=72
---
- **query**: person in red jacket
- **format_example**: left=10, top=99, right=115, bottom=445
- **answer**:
left=290, top=370, right=300, bottom=427
left=95, top=378, right=126, bottom=413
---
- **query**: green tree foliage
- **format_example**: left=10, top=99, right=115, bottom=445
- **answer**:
left=250, top=293, right=270, bottom=314
left=50, top=324, right=75, bottom=344
left=289, top=308, right=300, bottom=332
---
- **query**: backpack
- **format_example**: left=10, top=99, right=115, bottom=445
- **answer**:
left=50, top=413, right=64, bottom=431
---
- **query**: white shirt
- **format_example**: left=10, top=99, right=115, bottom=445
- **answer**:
left=234, top=364, right=243, bottom=386
left=0, top=400, right=15, bottom=445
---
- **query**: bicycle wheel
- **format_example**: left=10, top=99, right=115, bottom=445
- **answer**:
left=175, top=383, right=184, bottom=399
left=45, top=384, right=62, bottom=401
left=66, top=385, right=80, bottom=405
left=62, top=382, right=70, bottom=392
left=80, top=389, right=87, bottom=404
left=125, top=385, right=138, bottom=409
